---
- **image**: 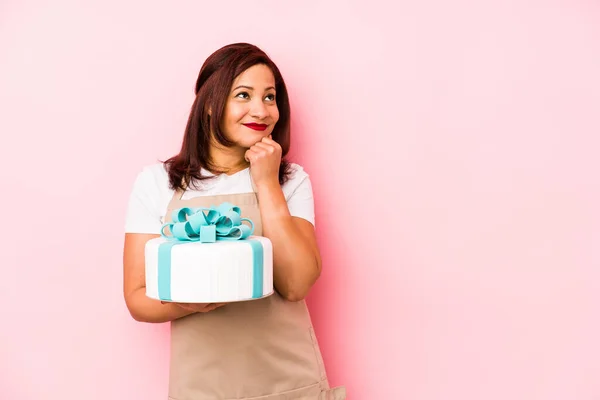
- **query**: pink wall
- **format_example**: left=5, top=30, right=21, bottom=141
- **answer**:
left=1, top=1, right=599, bottom=399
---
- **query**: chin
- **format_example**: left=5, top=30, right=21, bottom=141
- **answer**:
left=246, top=132, right=270, bottom=145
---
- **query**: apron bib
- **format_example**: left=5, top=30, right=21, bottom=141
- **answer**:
left=162, top=182, right=346, bottom=400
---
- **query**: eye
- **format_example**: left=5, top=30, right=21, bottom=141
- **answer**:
left=235, top=92, right=250, bottom=99
left=265, top=93, right=276, bottom=102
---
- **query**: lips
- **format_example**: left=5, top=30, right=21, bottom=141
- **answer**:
left=243, top=123, right=268, bottom=131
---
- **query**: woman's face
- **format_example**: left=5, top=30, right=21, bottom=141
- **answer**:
left=220, top=64, right=279, bottom=148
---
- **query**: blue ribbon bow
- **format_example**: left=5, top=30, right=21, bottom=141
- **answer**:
left=160, top=202, right=254, bottom=242
left=156, top=202, right=264, bottom=301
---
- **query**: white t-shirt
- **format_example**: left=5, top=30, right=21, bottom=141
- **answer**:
left=124, top=162, right=315, bottom=234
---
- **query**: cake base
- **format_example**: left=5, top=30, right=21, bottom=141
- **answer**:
left=146, top=290, right=275, bottom=303
left=145, top=235, right=273, bottom=303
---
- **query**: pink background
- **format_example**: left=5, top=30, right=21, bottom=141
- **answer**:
left=1, top=1, right=599, bottom=399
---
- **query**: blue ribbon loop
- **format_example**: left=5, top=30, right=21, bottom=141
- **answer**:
left=161, top=202, right=254, bottom=242
left=157, top=202, right=263, bottom=301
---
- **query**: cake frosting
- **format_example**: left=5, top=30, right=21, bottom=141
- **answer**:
left=144, top=203, right=273, bottom=303
left=145, top=236, right=273, bottom=303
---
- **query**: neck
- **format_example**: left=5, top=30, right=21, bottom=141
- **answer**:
left=207, top=141, right=249, bottom=176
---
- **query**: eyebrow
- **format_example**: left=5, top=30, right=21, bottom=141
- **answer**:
left=233, top=85, right=276, bottom=91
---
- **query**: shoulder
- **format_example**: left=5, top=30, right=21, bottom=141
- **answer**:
left=280, top=163, right=315, bottom=225
left=132, top=163, right=171, bottom=191
left=286, top=162, right=310, bottom=182
left=124, top=163, right=172, bottom=233
left=138, top=162, right=169, bottom=183
left=281, top=162, right=313, bottom=199
left=130, top=162, right=173, bottom=203
left=282, top=162, right=309, bottom=187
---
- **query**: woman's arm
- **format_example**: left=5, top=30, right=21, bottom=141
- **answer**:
left=123, top=233, right=224, bottom=322
left=257, top=183, right=322, bottom=301
left=246, top=136, right=322, bottom=302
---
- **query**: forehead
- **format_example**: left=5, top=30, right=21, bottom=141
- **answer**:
left=233, top=64, right=275, bottom=88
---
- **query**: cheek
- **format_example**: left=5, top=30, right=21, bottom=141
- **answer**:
left=232, top=107, right=248, bottom=121
left=225, top=102, right=247, bottom=120
left=223, top=105, right=246, bottom=130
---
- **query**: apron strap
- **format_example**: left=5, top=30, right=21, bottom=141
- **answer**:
left=166, top=167, right=259, bottom=211
left=165, top=177, right=187, bottom=211
left=248, top=167, right=259, bottom=194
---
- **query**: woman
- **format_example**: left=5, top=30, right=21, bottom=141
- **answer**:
left=123, top=43, right=346, bottom=400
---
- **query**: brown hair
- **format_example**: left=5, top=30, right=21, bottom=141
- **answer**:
left=163, top=43, right=292, bottom=191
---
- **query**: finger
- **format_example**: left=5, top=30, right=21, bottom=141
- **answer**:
left=262, top=136, right=276, bottom=145
left=261, top=136, right=281, bottom=150
left=247, top=147, right=266, bottom=160
left=245, top=149, right=259, bottom=162
left=175, top=303, right=193, bottom=311
left=249, top=144, right=267, bottom=152
left=253, top=142, right=275, bottom=153
left=195, top=303, right=213, bottom=312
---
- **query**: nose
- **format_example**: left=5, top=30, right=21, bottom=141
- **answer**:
left=249, top=98, right=268, bottom=119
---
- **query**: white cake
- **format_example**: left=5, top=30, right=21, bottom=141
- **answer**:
left=145, top=236, right=273, bottom=303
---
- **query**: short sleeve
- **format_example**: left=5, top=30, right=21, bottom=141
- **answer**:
left=284, top=166, right=316, bottom=226
left=124, top=167, right=163, bottom=234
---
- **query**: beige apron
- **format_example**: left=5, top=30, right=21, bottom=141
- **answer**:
left=162, top=182, right=346, bottom=400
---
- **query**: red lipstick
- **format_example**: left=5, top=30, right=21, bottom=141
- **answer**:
left=243, top=123, right=268, bottom=131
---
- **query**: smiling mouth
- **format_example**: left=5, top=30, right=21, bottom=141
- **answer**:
left=243, top=123, right=268, bottom=131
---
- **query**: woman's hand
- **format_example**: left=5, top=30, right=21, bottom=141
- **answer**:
left=164, top=302, right=226, bottom=313
left=245, top=135, right=281, bottom=187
